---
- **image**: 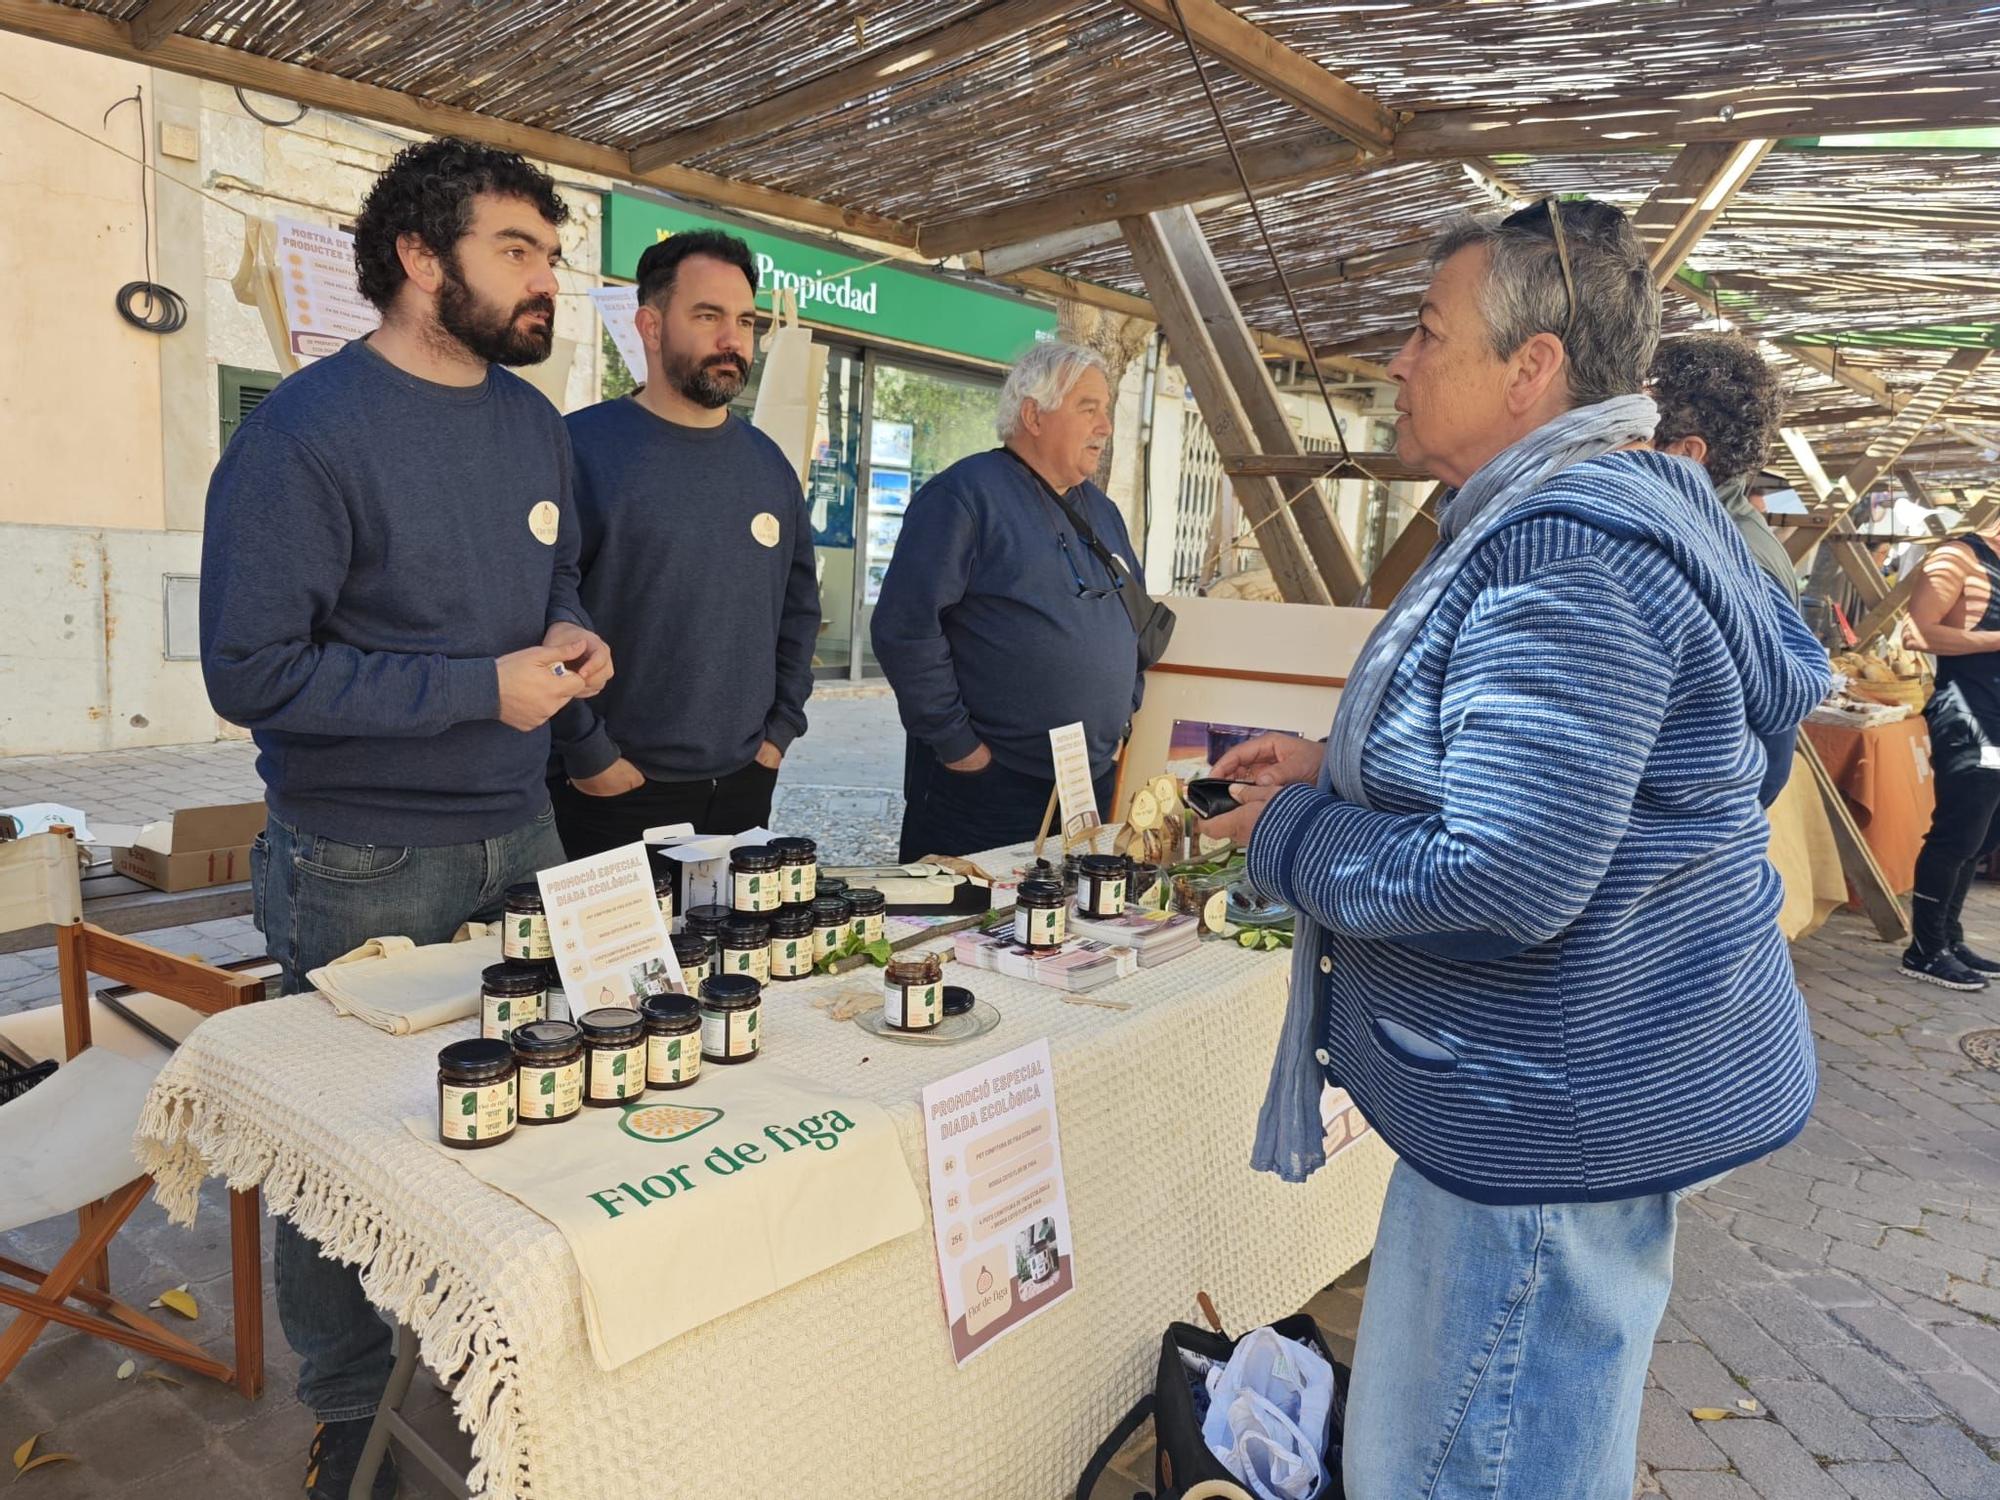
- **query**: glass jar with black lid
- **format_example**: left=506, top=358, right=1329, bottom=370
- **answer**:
left=1076, top=853, right=1132, bottom=919
left=768, top=836, right=819, bottom=906
left=809, top=895, right=852, bottom=962
left=641, top=994, right=702, bottom=1089
left=438, top=1038, right=516, bottom=1149
left=512, top=1019, right=583, bottom=1125
left=768, top=905, right=815, bottom=981
left=672, top=931, right=714, bottom=991
left=579, top=1007, right=647, bottom=1107
left=730, top=845, right=783, bottom=914
left=699, top=973, right=762, bottom=1063
left=502, top=882, right=552, bottom=962
left=1013, top=878, right=1068, bottom=950
left=480, top=960, right=546, bottom=1041
left=845, top=887, right=887, bottom=945
left=719, top=915, right=771, bottom=986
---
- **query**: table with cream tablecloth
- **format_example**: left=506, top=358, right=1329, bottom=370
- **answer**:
left=134, top=869, right=1393, bottom=1500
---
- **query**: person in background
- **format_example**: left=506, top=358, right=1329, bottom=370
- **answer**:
left=1202, top=199, right=1829, bottom=1500
left=1651, top=331, right=1796, bottom=599
left=1898, top=511, right=2000, bottom=990
left=551, top=229, right=817, bottom=853
left=872, top=341, right=1143, bottom=860
left=200, top=139, right=611, bottom=1500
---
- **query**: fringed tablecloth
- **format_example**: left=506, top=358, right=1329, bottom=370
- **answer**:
left=137, top=932, right=1392, bottom=1499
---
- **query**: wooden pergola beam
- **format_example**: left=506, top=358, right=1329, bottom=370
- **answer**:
left=1636, top=138, right=1774, bottom=285
left=0, top=0, right=921, bottom=248
left=631, top=0, right=1073, bottom=172
left=1229, top=235, right=1432, bottom=304
left=1836, top=348, right=1992, bottom=499
left=1395, top=73, right=2000, bottom=158
left=1118, top=0, right=1398, bottom=153
left=920, top=132, right=1359, bottom=256
left=127, top=0, right=203, bottom=50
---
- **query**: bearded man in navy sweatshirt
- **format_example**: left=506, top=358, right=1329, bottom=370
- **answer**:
left=200, top=139, right=611, bottom=1500
left=551, top=230, right=818, bottom=853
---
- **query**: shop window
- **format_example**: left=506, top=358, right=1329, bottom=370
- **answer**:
left=218, top=365, right=282, bottom=449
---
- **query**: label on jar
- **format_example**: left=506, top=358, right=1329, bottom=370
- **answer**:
left=503, top=912, right=552, bottom=961
left=481, top=987, right=545, bottom=1041
left=647, top=1031, right=702, bottom=1086
left=793, top=864, right=817, bottom=903
left=517, top=1059, right=582, bottom=1120
left=1014, top=904, right=1065, bottom=947
left=680, top=962, right=710, bottom=994
left=859, top=913, right=885, bottom=944
left=884, top=978, right=942, bottom=1029
left=440, top=1079, right=515, bottom=1143
left=587, top=1042, right=646, bottom=1102
left=702, top=1005, right=760, bottom=1059
left=724, top=943, right=771, bottom=986
left=657, top=892, right=675, bottom=928
left=1083, top=876, right=1126, bottom=917
left=813, top=923, right=845, bottom=961
left=733, top=870, right=780, bottom=912
left=770, top=936, right=813, bottom=978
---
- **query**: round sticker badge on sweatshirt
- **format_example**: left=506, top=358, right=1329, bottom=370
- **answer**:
left=528, top=501, right=560, bottom=546
left=750, top=512, right=781, bottom=548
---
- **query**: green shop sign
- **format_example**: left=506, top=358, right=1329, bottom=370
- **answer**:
left=602, top=193, right=1055, bottom=366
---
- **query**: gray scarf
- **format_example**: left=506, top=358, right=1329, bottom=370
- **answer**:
left=1253, top=394, right=1660, bottom=1182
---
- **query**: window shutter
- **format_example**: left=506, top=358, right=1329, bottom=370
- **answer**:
left=218, top=365, right=283, bottom=449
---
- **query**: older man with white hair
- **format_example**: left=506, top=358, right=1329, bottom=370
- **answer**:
left=873, top=340, right=1144, bottom=860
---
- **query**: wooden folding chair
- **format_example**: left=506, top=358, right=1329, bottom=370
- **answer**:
left=0, top=828, right=265, bottom=1397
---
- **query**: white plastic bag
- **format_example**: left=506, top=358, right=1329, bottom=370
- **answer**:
left=751, top=286, right=829, bottom=486
left=1199, top=1326, right=1335, bottom=1500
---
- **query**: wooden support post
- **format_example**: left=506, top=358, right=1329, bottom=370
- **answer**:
left=1144, top=206, right=1367, bottom=601
left=1634, top=140, right=1774, bottom=286
left=1848, top=498, right=2000, bottom=648
left=1800, top=734, right=1910, bottom=944
left=1120, top=211, right=1333, bottom=605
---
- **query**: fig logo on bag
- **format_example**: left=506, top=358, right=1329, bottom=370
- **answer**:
left=619, top=1102, right=725, bottom=1144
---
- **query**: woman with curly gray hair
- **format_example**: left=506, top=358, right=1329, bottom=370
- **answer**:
left=1652, top=332, right=1795, bottom=598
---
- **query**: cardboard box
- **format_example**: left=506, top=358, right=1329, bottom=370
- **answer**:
left=112, top=802, right=266, bottom=892
left=644, top=823, right=772, bottom=922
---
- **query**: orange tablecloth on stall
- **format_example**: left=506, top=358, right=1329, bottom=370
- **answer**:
left=1802, top=715, right=1936, bottom=896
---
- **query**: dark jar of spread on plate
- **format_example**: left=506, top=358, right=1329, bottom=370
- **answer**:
left=438, top=1038, right=516, bottom=1149
left=699, top=973, right=762, bottom=1063
left=883, top=953, right=945, bottom=1032
left=579, top=1007, right=647, bottom=1107
left=730, top=845, right=783, bottom=914
left=480, top=960, right=546, bottom=1041
left=768, top=836, right=819, bottom=905
left=502, top=882, right=552, bottom=962
left=768, top=905, right=815, bottom=981
left=511, top=1019, right=583, bottom=1125
left=641, top=994, right=702, bottom=1089
left=1013, top=878, right=1068, bottom=950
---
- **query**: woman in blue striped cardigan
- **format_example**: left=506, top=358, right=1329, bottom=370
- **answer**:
left=1205, top=200, right=1831, bottom=1499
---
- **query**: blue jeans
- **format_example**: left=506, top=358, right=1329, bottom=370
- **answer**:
left=898, top=737, right=1117, bottom=863
left=1343, top=1160, right=1679, bottom=1499
left=251, top=808, right=566, bottom=1421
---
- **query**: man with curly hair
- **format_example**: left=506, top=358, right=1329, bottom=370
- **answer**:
left=200, top=138, right=611, bottom=1498
left=1651, top=332, right=1797, bottom=599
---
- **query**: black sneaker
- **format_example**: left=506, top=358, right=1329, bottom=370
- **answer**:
left=305, top=1418, right=398, bottom=1500
left=1899, top=946, right=1990, bottom=992
left=1953, top=942, right=2000, bottom=975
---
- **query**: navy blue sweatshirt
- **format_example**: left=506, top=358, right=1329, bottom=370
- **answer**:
left=553, top=400, right=818, bottom=782
left=199, top=340, right=587, bottom=846
left=871, top=448, right=1143, bottom=778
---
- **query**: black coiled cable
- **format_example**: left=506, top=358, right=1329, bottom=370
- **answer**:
left=115, top=280, right=188, bottom=334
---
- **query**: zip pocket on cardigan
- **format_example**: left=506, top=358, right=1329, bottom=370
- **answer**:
left=1369, top=1016, right=1460, bottom=1073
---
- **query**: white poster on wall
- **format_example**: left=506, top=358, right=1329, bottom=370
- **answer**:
left=275, top=218, right=380, bottom=361
left=589, top=285, right=647, bottom=382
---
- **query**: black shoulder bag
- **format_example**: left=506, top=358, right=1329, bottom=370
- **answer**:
left=1007, top=450, right=1178, bottom=669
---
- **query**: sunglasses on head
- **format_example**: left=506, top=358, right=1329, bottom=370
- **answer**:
left=1501, top=197, right=1579, bottom=344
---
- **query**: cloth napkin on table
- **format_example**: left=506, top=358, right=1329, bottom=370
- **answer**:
left=308, top=929, right=502, bottom=1035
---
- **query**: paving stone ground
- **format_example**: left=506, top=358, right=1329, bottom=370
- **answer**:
left=6, top=708, right=2000, bottom=1498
